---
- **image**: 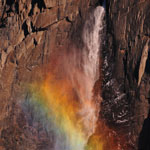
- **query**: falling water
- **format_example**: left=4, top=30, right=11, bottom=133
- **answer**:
left=25, top=5, right=105, bottom=150
left=54, top=5, right=105, bottom=150
left=78, top=5, right=105, bottom=138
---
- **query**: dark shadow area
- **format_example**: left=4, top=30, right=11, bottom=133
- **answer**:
left=6, top=0, right=14, bottom=13
left=97, top=0, right=104, bottom=6
left=22, top=21, right=29, bottom=37
left=145, top=51, right=150, bottom=74
left=66, top=16, right=72, bottom=23
left=3, top=0, right=19, bottom=14
left=6, top=0, right=14, bottom=7
left=134, top=58, right=141, bottom=83
left=138, top=110, right=150, bottom=150
left=29, top=0, right=46, bottom=16
left=89, top=0, right=104, bottom=7
left=95, top=0, right=105, bottom=7
left=0, top=20, right=6, bottom=28
left=15, top=1, right=19, bottom=14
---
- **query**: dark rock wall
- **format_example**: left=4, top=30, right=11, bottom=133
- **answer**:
left=102, top=0, right=150, bottom=149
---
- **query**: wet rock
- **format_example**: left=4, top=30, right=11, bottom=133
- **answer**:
left=103, top=0, right=150, bottom=149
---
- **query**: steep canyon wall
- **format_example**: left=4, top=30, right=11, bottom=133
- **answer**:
left=0, top=0, right=150, bottom=149
left=103, top=0, right=150, bottom=149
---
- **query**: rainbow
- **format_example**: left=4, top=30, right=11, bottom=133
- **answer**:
left=25, top=68, right=105, bottom=150
left=27, top=72, right=103, bottom=150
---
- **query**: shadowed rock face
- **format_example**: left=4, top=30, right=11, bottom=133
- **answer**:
left=102, top=0, right=150, bottom=149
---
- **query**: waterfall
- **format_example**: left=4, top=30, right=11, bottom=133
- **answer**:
left=78, top=5, right=105, bottom=138
left=55, top=5, right=105, bottom=149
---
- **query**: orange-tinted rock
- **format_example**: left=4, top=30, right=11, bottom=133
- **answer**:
left=44, top=0, right=57, bottom=8
left=33, top=8, right=58, bottom=28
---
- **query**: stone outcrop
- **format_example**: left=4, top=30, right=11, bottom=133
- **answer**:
left=138, top=39, right=149, bottom=86
left=102, top=0, right=150, bottom=149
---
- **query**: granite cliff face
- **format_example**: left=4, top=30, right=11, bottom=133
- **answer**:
left=0, top=0, right=101, bottom=149
left=0, top=0, right=150, bottom=149
left=102, top=0, right=150, bottom=149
